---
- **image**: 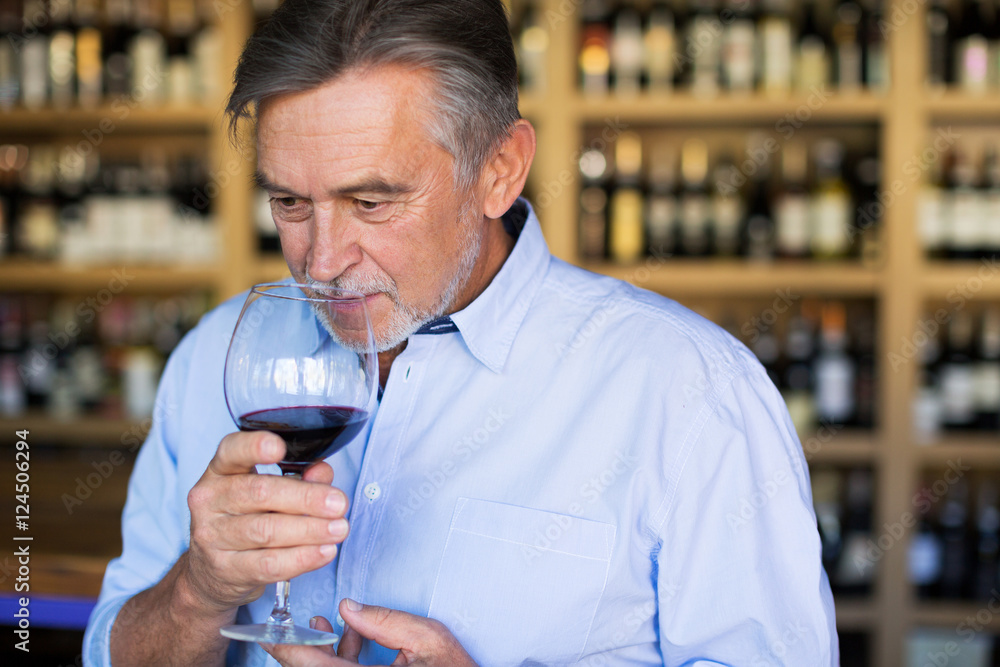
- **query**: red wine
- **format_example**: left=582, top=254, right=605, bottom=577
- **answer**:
left=238, top=406, right=369, bottom=474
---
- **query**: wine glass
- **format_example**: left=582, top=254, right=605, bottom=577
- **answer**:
left=220, top=282, right=378, bottom=645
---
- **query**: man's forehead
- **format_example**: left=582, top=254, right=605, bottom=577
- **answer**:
left=256, top=65, right=436, bottom=145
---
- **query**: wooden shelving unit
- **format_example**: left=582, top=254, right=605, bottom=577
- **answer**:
left=2, top=1, right=998, bottom=662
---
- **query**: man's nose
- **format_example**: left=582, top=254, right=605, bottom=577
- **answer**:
left=306, top=205, right=364, bottom=283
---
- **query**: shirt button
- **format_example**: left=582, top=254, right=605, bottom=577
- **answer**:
left=336, top=613, right=345, bottom=627
left=364, top=482, right=381, bottom=500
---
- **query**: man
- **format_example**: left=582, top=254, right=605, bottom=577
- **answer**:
left=84, top=0, right=838, bottom=664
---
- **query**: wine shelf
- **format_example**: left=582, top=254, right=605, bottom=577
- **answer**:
left=0, top=413, right=140, bottom=448
left=922, top=263, right=1000, bottom=299
left=925, top=91, right=1000, bottom=118
left=586, top=260, right=881, bottom=296
left=912, top=603, right=1000, bottom=633
left=915, top=437, right=1000, bottom=467
left=572, top=92, right=887, bottom=124
left=0, top=261, right=220, bottom=292
left=0, top=106, right=220, bottom=133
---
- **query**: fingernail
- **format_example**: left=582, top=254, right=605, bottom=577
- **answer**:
left=320, top=544, right=337, bottom=558
left=309, top=616, right=319, bottom=629
left=345, top=598, right=362, bottom=612
left=328, top=519, right=349, bottom=537
left=326, top=493, right=345, bottom=513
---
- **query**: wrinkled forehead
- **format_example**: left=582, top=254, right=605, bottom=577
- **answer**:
left=255, top=65, right=442, bottom=155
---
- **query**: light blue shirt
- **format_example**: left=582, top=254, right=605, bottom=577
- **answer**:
left=84, top=200, right=837, bottom=666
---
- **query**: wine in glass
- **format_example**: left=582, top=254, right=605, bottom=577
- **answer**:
left=220, top=282, right=378, bottom=645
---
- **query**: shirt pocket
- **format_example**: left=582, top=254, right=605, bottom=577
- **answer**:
left=427, top=497, right=616, bottom=666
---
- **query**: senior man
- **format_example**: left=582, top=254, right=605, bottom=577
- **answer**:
left=84, top=0, right=838, bottom=665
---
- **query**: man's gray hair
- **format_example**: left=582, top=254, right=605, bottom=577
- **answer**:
left=226, top=0, right=521, bottom=192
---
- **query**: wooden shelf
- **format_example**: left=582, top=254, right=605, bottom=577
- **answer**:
left=912, top=602, right=1000, bottom=632
left=572, top=91, right=886, bottom=124
left=0, top=554, right=110, bottom=598
left=0, top=261, right=219, bottom=292
left=804, top=432, right=879, bottom=465
left=836, top=598, right=877, bottom=631
left=915, top=436, right=1000, bottom=467
left=255, top=255, right=292, bottom=283
left=0, top=412, right=140, bottom=448
left=925, top=90, right=1000, bottom=119
left=921, top=262, right=1000, bottom=300
left=585, top=260, right=881, bottom=296
left=0, top=105, right=219, bottom=133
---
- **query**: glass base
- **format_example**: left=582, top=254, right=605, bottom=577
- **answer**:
left=220, top=622, right=340, bottom=645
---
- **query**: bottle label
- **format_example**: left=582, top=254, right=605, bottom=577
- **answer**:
left=941, top=364, right=977, bottom=423
left=974, top=363, right=1000, bottom=410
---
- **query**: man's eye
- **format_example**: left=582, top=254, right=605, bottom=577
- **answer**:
left=272, top=197, right=299, bottom=208
left=357, top=199, right=381, bottom=211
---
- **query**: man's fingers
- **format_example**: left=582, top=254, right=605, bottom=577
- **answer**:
left=218, top=472, right=348, bottom=519
left=214, top=513, right=349, bottom=550
left=229, top=544, right=339, bottom=585
left=209, top=431, right=285, bottom=476
left=338, top=599, right=429, bottom=652
left=303, top=461, right=334, bottom=485
left=336, top=622, right=363, bottom=660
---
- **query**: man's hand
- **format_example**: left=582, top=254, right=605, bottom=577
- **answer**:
left=183, top=431, right=350, bottom=611
left=263, top=599, right=478, bottom=666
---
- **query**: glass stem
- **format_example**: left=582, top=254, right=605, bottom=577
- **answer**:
left=266, top=469, right=301, bottom=628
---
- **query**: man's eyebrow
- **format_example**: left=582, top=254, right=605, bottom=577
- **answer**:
left=331, top=178, right=411, bottom=197
left=253, top=171, right=307, bottom=199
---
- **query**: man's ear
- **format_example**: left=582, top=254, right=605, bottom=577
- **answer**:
left=481, top=119, right=536, bottom=220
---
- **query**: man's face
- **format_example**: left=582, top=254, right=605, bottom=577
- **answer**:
left=255, top=66, right=482, bottom=352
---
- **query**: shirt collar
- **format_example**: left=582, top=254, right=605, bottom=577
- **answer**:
left=446, top=198, right=550, bottom=374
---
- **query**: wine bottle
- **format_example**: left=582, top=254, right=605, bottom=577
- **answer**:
left=580, top=0, right=612, bottom=96
left=973, top=478, right=1000, bottom=600
left=941, top=311, right=978, bottom=431
left=644, top=1, right=676, bottom=93
left=775, top=140, right=811, bottom=259
left=609, top=131, right=645, bottom=264
left=919, top=151, right=949, bottom=260
left=938, top=477, right=971, bottom=598
left=811, top=468, right=844, bottom=580
left=579, top=146, right=611, bottom=261
left=810, top=139, right=852, bottom=260
left=862, top=0, right=888, bottom=91
left=974, top=308, right=1000, bottom=430
left=910, top=484, right=944, bottom=598
left=0, top=298, right=26, bottom=417
left=20, top=0, right=48, bottom=109
left=854, top=155, right=882, bottom=266
left=927, top=0, right=953, bottom=88
left=0, top=6, right=18, bottom=110
left=678, top=137, right=711, bottom=256
left=76, top=6, right=104, bottom=109
left=48, top=0, right=75, bottom=109
left=981, top=144, right=1000, bottom=259
left=795, top=0, right=830, bottom=93
left=722, top=0, right=757, bottom=93
left=645, top=141, right=677, bottom=258
left=955, top=0, right=990, bottom=94
left=832, top=1, right=863, bottom=92
left=849, top=303, right=877, bottom=429
left=743, top=135, right=775, bottom=261
left=834, top=467, right=874, bottom=596
left=759, top=0, right=793, bottom=95
left=516, top=3, right=548, bottom=93
left=687, top=0, right=722, bottom=97
left=611, top=1, right=643, bottom=96
left=711, top=151, right=743, bottom=256
left=815, top=301, right=855, bottom=425
left=783, top=311, right=817, bottom=435
left=946, top=145, right=982, bottom=260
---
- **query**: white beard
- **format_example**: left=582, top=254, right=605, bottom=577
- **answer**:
left=309, top=209, right=483, bottom=353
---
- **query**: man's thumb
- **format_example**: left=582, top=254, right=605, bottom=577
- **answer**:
left=338, top=598, right=421, bottom=650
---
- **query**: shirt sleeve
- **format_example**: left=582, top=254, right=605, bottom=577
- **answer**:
left=654, top=367, right=839, bottom=666
left=82, top=331, right=196, bottom=667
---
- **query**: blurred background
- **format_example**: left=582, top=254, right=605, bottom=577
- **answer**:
left=1, top=0, right=1000, bottom=665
